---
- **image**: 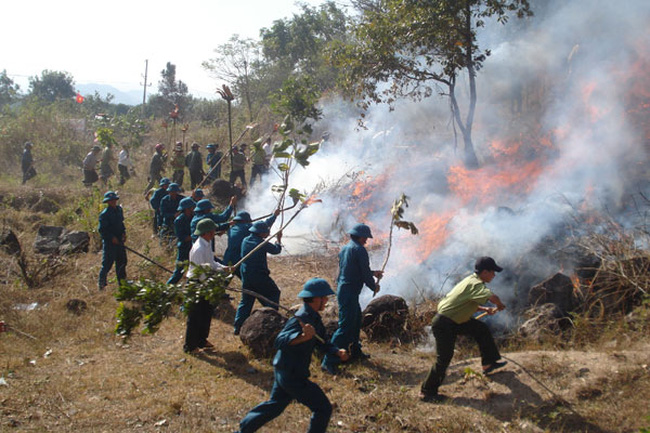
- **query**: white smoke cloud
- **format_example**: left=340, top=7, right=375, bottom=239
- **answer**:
left=238, top=0, right=650, bottom=310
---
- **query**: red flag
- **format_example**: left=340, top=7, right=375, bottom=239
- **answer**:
left=76, top=92, right=84, bottom=104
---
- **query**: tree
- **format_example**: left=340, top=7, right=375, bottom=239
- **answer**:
left=0, top=70, right=20, bottom=106
left=28, top=70, right=76, bottom=103
left=203, top=35, right=263, bottom=122
left=151, top=62, right=190, bottom=119
left=332, top=0, right=532, bottom=168
left=260, top=1, right=349, bottom=92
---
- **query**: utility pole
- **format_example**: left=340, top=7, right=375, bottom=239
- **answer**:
left=140, top=59, right=151, bottom=116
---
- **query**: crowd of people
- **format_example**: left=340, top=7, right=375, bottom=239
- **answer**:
left=22, top=138, right=508, bottom=432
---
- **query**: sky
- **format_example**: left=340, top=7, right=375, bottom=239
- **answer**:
left=2, top=0, right=341, bottom=99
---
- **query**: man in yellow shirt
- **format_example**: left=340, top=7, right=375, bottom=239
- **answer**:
left=420, top=256, right=507, bottom=402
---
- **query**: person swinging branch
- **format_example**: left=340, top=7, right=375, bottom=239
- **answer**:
left=419, top=256, right=507, bottom=402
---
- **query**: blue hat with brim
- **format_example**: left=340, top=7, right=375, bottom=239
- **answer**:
left=298, top=278, right=335, bottom=298
left=177, top=197, right=196, bottom=211
left=206, top=143, right=217, bottom=149
left=159, top=177, right=171, bottom=186
left=233, top=211, right=252, bottom=222
left=168, top=183, right=181, bottom=193
left=249, top=221, right=270, bottom=234
left=195, top=199, right=214, bottom=212
left=194, top=218, right=217, bottom=236
left=193, top=189, right=204, bottom=199
left=102, top=191, right=119, bottom=203
left=348, top=223, right=373, bottom=238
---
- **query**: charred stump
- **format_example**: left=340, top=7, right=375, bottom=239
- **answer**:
left=361, top=295, right=409, bottom=342
left=517, top=303, right=571, bottom=341
left=1, top=230, right=21, bottom=256
left=527, top=273, right=576, bottom=314
left=209, top=179, right=244, bottom=206
left=239, top=307, right=287, bottom=358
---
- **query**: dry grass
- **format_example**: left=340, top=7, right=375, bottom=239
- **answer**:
left=1, top=183, right=650, bottom=432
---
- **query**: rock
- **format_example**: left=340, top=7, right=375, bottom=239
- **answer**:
left=239, top=308, right=287, bottom=358
left=60, top=231, right=90, bottom=254
left=361, top=295, right=409, bottom=342
left=0, top=229, right=21, bottom=255
left=517, top=303, right=569, bottom=340
left=31, top=197, right=60, bottom=214
left=33, top=225, right=90, bottom=255
left=208, top=179, right=244, bottom=206
left=34, top=226, right=65, bottom=254
left=527, top=273, right=575, bottom=314
left=65, top=299, right=87, bottom=315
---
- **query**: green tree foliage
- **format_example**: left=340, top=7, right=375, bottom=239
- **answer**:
left=0, top=70, right=20, bottom=106
left=28, top=70, right=76, bottom=103
left=260, top=1, right=349, bottom=92
left=332, top=0, right=532, bottom=168
left=147, top=62, right=190, bottom=119
left=203, top=35, right=264, bottom=122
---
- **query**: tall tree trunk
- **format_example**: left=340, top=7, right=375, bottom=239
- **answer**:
left=461, top=0, right=479, bottom=169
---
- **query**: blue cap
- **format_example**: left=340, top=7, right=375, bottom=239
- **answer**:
left=298, top=278, right=335, bottom=298
left=177, top=197, right=196, bottom=211
left=159, top=177, right=171, bottom=186
left=193, top=189, right=204, bottom=199
left=168, top=183, right=181, bottom=193
left=233, top=211, right=252, bottom=222
left=348, top=223, right=373, bottom=238
left=102, top=191, right=119, bottom=203
left=195, top=199, right=214, bottom=212
left=206, top=143, right=217, bottom=149
left=249, top=221, right=270, bottom=234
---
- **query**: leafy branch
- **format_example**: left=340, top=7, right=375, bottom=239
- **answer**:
left=379, top=193, right=419, bottom=277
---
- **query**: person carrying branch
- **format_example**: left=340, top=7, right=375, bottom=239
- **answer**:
left=149, top=178, right=170, bottom=236
left=190, top=197, right=236, bottom=244
left=419, top=256, right=507, bottom=402
left=236, top=278, right=349, bottom=433
left=98, top=191, right=127, bottom=291
left=223, top=209, right=280, bottom=276
left=321, top=223, right=382, bottom=374
left=184, top=218, right=231, bottom=354
left=167, top=197, right=196, bottom=285
left=233, top=220, right=282, bottom=335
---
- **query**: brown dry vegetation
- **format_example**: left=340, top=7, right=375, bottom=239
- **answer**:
left=1, top=182, right=650, bottom=433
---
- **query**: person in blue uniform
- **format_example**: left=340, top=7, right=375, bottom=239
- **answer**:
left=98, top=191, right=127, bottom=290
left=233, top=221, right=282, bottom=335
left=149, top=177, right=170, bottom=235
left=189, top=197, right=236, bottom=243
left=321, top=223, right=382, bottom=374
left=222, top=209, right=280, bottom=274
left=205, top=143, right=223, bottom=180
left=236, top=278, right=350, bottom=433
left=159, top=183, right=184, bottom=243
left=166, top=197, right=196, bottom=284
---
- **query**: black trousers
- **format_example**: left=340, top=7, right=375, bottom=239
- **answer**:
left=184, top=298, right=215, bottom=352
left=421, top=314, right=501, bottom=394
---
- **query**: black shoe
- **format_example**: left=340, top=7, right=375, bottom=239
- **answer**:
left=419, top=391, right=447, bottom=403
left=483, top=360, right=507, bottom=375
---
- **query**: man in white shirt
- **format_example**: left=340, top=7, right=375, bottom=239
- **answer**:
left=117, top=144, right=134, bottom=185
left=184, top=219, right=231, bottom=354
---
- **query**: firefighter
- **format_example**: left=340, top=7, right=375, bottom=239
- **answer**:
left=190, top=197, right=236, bottom=244
left=149, top=178, right=170, bottom=235
left=98, top=191, right=127, bottom=291
left=167, top=197, right=196, bottom=285
left=236, top=278, right=349, bottom=433
left=170, top=141, right=185, bottom=186
left=185, top=142, right=204, bottom=189
left=144, top=143, right=166, bottom=194
left=321, top=223, right=382, bottom=374
left=419, top=256, right=507, bottom=402
left=233, top=220, right=282, bottom=335
left=21, top=141, right=36, bottom=184
left=159, top=183, right=185, bottom=244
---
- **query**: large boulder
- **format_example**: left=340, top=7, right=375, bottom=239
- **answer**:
left=239, top=308, right=287, bottom=358
left=34, top=226, right=65, bottom=255
left=527, top=273, right=575, bottom=314
left=361, top=294, right=409, bottom=342
left=0, top=230, right=21, bottom=256
left=33, top=226, right=89, bottom=255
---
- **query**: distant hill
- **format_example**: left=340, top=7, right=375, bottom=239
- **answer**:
left=76, top=83, right=143, bottom=106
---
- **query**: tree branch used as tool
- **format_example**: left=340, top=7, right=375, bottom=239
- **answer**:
left=121, top=244, right=175, bottom=274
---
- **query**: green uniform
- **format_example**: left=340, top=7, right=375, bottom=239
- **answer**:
left=437, top=273, right=492, bottom=324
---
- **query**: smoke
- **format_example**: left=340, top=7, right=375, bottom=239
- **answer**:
left=239, top=0, right=650, bottom=311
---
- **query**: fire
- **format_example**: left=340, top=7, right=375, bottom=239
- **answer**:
left=447, top=159, right=545, bottom=205
left=413, top=211, right=454, bottom=261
